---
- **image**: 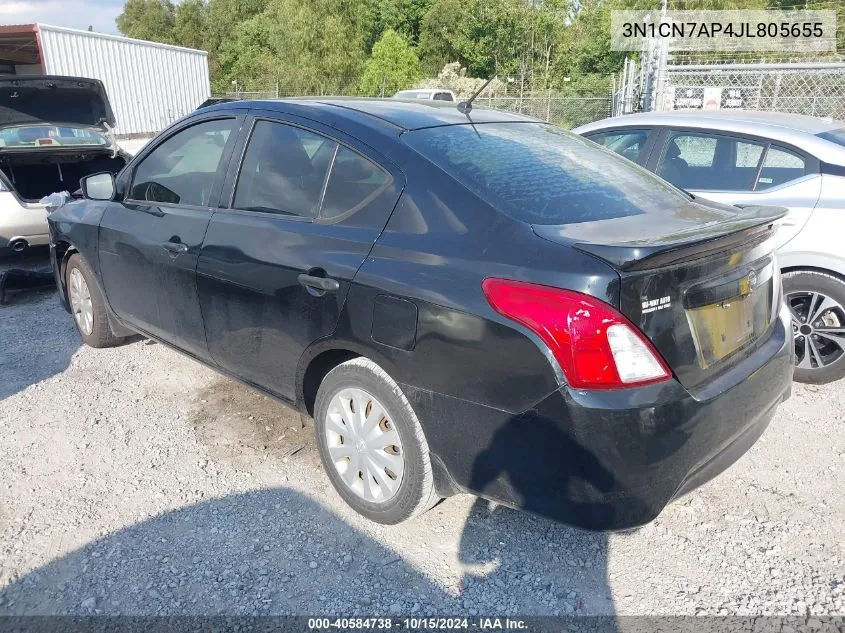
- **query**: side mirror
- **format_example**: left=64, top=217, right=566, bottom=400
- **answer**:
left=81, top=172, right=116, bottom=201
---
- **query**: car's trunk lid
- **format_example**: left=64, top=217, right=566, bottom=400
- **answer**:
left=0, top=76, right=115, bottom=129
left=533, top=200, right=787, bottom=391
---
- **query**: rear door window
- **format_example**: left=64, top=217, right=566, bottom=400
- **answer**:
left=586, top=129, right=651, bottom=164
left=757, top=146, right=807, bottom=189
left=321, top=146, right=391, bottom=220
left=129, top=118, right=234, bottom=206
left=657, top=132, right=765, bottom=192
left=233, top=120, right=336, bottom=218
left=403, top=122, right=690, bottom=225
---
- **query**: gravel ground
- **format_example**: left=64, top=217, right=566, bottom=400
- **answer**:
left=0, top=251, right=843, bottom=617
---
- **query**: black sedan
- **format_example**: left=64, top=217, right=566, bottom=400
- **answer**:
left=48, top=99, right=793, bottom=529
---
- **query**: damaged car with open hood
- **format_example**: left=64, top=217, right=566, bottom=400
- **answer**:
left=0, top=76, right=129, bottom=253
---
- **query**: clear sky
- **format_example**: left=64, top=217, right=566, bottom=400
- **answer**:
left=0, top=0, right=124, bottom=35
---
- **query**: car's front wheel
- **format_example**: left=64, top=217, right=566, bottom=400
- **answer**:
left=783, top=270, right=845, bottom=384
left=65, top=254, right=125, bottom=348
left=314, top=357, right=440, bottom=524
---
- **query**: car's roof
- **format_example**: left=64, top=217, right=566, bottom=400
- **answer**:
left=204, top=97, right=536, bottom=132
left=576, top=110, right=843, bottom=134
left=573, top=110, right=845, bottom=164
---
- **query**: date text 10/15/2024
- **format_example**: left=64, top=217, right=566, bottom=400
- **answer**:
left=307, top=617, right=528, bottom=630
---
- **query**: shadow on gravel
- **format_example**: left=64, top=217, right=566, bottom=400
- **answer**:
left=0, top=248, right=55, bottom=305
left=0, top=487, right=617, bottom=621
left=0, top=268, right=54, bottom=305
left=457, top=414, right=619, bottom=622
left=0, top=488, right=450, bottom=615
left=0, top=250, right=81, bottom=401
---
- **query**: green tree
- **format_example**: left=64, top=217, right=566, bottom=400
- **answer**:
left=215, top=0, right=373, bottom=94
left=204, top=0, right=271, bottom=87
left=172, top=0, right=208, bottom=50
left=419, top=0, right=538, bottom=78
left=418, top=0, right=467, bottom=73
left=217, top=14, right=277, bottom=91
left=270, top=0, right=372, bottom=92
left=553, top=0, right=624, bottom=79
left=116, top=0, right=176, bottom=43
left=361, top=29, right=422, bottom=95
left=369, top=0, right=433, bottom=48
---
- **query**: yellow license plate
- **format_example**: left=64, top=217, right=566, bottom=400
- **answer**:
left=687, top=285, right=771, bottom=368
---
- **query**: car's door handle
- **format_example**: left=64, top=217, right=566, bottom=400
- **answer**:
left=162, top=241, right=188, bottom=255
left=298, top=274, right=340, bottom=292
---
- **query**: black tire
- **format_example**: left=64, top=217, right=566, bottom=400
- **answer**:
left=314, top=357, right=440, bottom=524
left=783, top=270, right=845, bottom=385
left=65, top=254, right=125, bottom=348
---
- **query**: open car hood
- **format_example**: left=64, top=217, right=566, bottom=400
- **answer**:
left=0, top=76, right=116, bottom=129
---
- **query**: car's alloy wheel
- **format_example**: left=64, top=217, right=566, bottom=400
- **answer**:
left=323, top=387, right=405, bottom=503
left=68, top=267, right=94, bottom=336
left=787, top=290, right=845, bottom=371
left=64, top=254, right=126, bottom=349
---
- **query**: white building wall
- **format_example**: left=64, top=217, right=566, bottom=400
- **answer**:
left=36, top=24, right=210, bottom=136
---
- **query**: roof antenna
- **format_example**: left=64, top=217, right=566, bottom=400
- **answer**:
left=457, top=73, right=496, bottom=115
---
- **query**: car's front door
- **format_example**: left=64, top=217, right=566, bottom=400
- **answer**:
left=196, top=113, right=404, bottom=400
left=98, top=114, right=242, bottom=359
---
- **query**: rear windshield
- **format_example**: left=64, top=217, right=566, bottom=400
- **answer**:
left=404, top=122, right=693, bottom=225
left=0, top=125, right=109, bottom=148
left=818, top=127, right=845, bottom=148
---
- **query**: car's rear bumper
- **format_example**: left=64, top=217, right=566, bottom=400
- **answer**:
left=0, top=233, right=49, bottom=249
left=404, top=305, right=793, bottom=531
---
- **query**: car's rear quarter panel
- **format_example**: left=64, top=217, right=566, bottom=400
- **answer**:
left=324, top=157, right=623, bottom=500
left=346, top=157, right=620, bottom=410
left=778, top=173, right=845, bottom=278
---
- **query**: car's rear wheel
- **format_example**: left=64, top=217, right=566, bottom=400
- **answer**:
left=65, top=254, right=125, bottom=348
left=783, top=270, right=845, bottom=384
left=314, top=357, right=440, bottom=524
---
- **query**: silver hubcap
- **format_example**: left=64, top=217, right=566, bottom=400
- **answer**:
left=68, top=268, right=94, bottom=336
left=324, top=388, right=404, bottom=503
left=787, top=290, right=845, bottom=370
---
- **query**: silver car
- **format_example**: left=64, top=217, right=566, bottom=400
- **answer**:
left=392, top=89, right=456, bottom=102
left=0, top=76, right=128, bottom=253
left=574, top=111, right=845, bottom=384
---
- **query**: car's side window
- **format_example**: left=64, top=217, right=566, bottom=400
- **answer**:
left=129, top=118, right=234, bottom=206
left=321, top=146, right=392, bottom=220
left=657, top=132, right=765, bottom=192
left=433, top=92, right=453, bottom=101
left=757, top=146, right=807, bottom=190
left=587, top=129, right=650, bottom=164
left=233, top=120, right=336, bottom=218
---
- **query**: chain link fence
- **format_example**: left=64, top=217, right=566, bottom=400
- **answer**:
left=217, top=56, right=845, bottom=128
left=215, top=74, right=613, bottom=129
left=218, top=58, right=845, bottom=130
left=654, top=62, right=845, bottom=119
left=479, top=94, right=612, bottom=129
left=612, top=1, right=845, bottom=120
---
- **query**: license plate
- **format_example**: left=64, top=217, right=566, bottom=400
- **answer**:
left=687, top=280, right=772, bottom=368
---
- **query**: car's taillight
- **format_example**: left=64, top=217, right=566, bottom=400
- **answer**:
left=481, top=278, right=671, bottom=389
